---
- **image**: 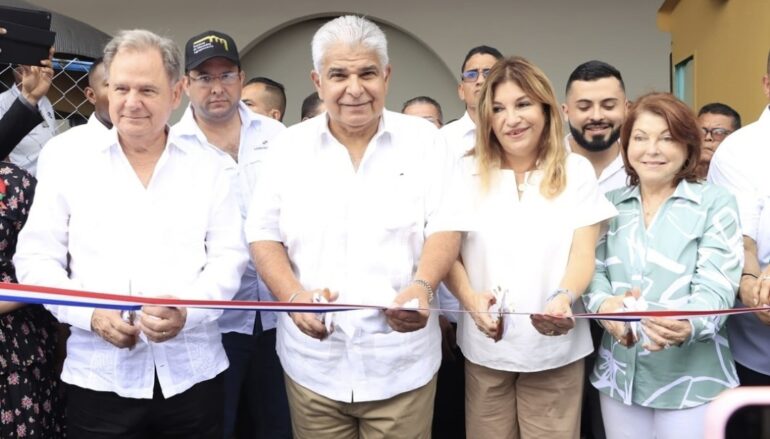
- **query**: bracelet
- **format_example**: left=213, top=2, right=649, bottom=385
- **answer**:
left=411, top=279, right=435, bottom=303
left=742, top=272, right=759, bottom=279
left=287, top=291, right=302, bottom=303
left=546, top=288, right=576, bottom=306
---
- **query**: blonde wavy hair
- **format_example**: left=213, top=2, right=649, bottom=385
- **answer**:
left=473, top=56, right=567, bottom=198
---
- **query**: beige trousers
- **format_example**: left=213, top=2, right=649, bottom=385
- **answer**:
left=465, top=358, right=584, bottom=439
left=285, top=373, right=437, bottom=439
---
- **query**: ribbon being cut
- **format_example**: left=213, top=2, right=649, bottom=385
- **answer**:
left=0, top=281, right=767, bottom=322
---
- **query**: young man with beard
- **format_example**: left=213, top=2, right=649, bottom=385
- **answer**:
left=562, top=61, right=629, bottom=193
left=561, top=60, right=629, bottom=439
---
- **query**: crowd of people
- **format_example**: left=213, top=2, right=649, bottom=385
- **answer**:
left=0, top=13, right=766, bottom=439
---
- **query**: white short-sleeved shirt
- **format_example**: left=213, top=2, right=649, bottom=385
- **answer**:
left=173, top=102, right=286, bottom=333
left=455, top=153, right=617, bottom=372
left=245, top=110, right=452, bottom=403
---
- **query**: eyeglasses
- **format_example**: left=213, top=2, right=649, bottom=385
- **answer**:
left=188, top=71, right=240, bottom=87
left=701, top=127, right=732, bottom=141
left=461, top=68, right=491, bottom=83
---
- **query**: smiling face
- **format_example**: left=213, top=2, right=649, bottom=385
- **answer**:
left=491, top=80, right=546, bottom=169
left=311, top=43, right=390, bottom=137
left=184, top=57, right=243, bottom=123
left=109, top=48, right=182, bottom=143
left=627, top=111, right=687, bottom=190
left=563, top=76, right=627, bottom=152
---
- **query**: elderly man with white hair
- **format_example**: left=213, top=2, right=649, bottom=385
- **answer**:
left=246, top=15, right=460, bottom=439
left=15, top=29, right=247, bottom=437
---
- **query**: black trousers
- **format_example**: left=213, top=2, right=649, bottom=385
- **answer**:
left=66, top=372, right=224, bottom=439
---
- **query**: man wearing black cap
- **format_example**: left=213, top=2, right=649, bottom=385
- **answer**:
left=172, top=30, right=290, bottom=439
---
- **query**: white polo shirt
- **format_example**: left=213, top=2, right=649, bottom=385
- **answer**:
left=245, top=110, right=451, bottom=402
left=14, top=128, right=248, bottom=398
left=454, top=153, right=617, bottom=372
left=173, top=102, right=286, bottom=333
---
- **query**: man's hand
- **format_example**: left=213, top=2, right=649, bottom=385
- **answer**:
left=139, top=305, right=187, bottom=343
left=289, top=289, right=337, bottom=340
left=91, top=309, right=140, bottom=348
left=385, top=283, right=430, bottom=333
left=531, top=294, right=575, bottom=336
left=19, top=47, right=55, bottom=106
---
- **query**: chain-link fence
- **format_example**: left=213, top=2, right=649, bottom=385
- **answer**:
left=0, top=56, right=95, bottom=134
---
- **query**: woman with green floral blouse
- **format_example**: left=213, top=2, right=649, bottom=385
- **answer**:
left=583, top=92, right=742, bottom=439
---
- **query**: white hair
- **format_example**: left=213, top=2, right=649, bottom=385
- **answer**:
left=311, top=15, right=389, bottom=72
left=104, top=29, right=183, bottom=82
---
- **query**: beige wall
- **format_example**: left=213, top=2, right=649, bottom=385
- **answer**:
left=659, top=0, right=770, bottom=123
left=28, top=0, right=670, bottom=125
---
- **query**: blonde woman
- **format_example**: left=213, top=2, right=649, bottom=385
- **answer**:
left=445, top=56, right=617, bottom=439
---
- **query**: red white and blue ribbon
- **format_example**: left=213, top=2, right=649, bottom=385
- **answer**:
left=0, top=282, right=767, bottom=322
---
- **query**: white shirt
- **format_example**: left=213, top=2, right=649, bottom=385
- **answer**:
left=14, top=128, right=248, bottom=399
left=708, top=105, right=770, bottom=374
left=565, top=133, right=628, bottom=194
left=173, top=102, right=286, bottom=333
left=436, top=111, right=477, bottom=322
left=245, top=110, right=451, bottom=402
left=453, top=154, right=617, bottom=372
left=0, top=85, right=57, bottom=176
left=36, top=113, right=111, bottom=179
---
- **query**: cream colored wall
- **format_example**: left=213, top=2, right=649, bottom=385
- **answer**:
left=27, top=0, right=670, bottom=125
left=661, top=0, right=770, bottom=122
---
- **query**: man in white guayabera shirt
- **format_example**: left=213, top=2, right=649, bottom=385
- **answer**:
left=245, top=15, right=460, bottom=439
left=14, top=29, right=247, bottom=437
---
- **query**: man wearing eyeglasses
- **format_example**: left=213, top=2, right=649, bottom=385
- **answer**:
left=696, top=102, right=740, bottom=178
left=173, top=30, right=291, bottom=439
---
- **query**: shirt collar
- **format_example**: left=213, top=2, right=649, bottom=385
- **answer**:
left=616, top=179, right=702, bottom=205
left=760, top=105, right=770, bottom=124
left=99, top=125, right=184, bottom=153
left=318, top=110, right=392, bottom=148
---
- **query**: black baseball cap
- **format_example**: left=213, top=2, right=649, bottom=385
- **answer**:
left=185, top=30, right=240, bottom=71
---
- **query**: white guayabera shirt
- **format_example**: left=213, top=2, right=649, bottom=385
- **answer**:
left=14, top=128, right=248, bottom=399
left=246, top=110, right=454, bottom=403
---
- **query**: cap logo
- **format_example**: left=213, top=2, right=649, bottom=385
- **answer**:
left=192, top=35, right=229, bottom=54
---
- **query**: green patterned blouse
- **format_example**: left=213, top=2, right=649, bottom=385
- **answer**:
left=583, top=180, right=742, bottom=409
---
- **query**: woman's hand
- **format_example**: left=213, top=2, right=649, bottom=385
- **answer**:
left=466, top=290, right=501, bottom=341
left=531, top=294, right=575, bottom=336
left=597, top=293, right=637, bottom=347
left=641, top=318, right=691, bottom=351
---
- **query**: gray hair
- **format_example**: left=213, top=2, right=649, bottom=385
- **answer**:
left=311, top=16, right=389, bottom=72
left=103, top=29, right=183, bottom=83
